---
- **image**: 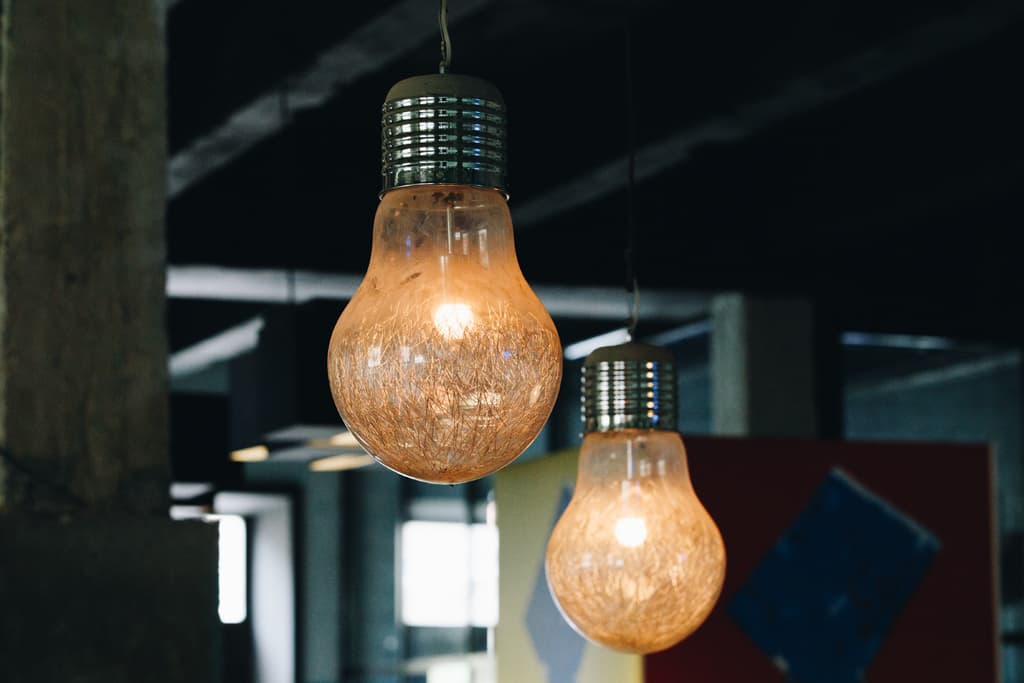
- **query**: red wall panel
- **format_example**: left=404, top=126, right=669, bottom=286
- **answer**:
left=645, top=437, right=998, bottom=683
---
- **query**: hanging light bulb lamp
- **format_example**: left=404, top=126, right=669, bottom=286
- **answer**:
left=545, top=343, right=726, bottom=653
left=327, top=0, right=562, bottom=484
left=546, top=16, right=724, bottom=652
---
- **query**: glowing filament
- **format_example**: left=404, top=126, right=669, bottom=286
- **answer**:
left=433, top=302, right=474, bottom=340
left=614, top=516, right=648, bottom=548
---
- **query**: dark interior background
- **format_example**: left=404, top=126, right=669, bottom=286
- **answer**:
left=166, top=0, right=1023, bottom=349
left=162, top=1, right=1024, bottom=681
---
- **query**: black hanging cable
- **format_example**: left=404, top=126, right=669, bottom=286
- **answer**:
left=279, top=70, right=298, bottom=305
left=439, top=0, right=452, bottom=74
left=287, top=268, right=297, bottom=304
left=624, top=13, right=640, bottom=340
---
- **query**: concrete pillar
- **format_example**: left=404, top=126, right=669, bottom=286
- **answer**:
left=0, top=0, right=169, bottom=512
left=710, top=294, right=819, bottom=438
left=0, top=1, right=217, bottom=680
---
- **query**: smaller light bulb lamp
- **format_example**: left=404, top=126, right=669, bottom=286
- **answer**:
left=546, top=342, right=726, bottom=653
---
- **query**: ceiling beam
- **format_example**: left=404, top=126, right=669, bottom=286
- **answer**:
left=848, top=351, right=1020, bottom=399
left=167, top=0, right=495, bottom=199
left=169, top=316, right=265, bottom=379
left=166, top=264, right=710, bottom=321
left=512, top=1, right=1024, bottom=229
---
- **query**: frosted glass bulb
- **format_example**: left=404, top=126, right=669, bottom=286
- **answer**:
left=546, top=430, right=726, bottom=654
left=328, top=185, right=562, bottom=484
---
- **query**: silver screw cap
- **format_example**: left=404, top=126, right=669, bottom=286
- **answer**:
left=381, top=73, right=507, bottom=194
left=582, top=342, right=677, bottom=433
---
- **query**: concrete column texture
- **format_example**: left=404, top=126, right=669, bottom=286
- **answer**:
left=710, top=294, right=818, bottom=438
left=0, top=2, right=217, bottom=681
left=0, top=0, right=169, bottom=512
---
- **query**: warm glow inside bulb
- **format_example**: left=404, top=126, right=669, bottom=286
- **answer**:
left=614, top=516, right=648, bottom=548
left=546, top=430, right=726, bottom=654
left=328, top=185, right=562, bottom=484
left=433, top=302, right=474, bottom=340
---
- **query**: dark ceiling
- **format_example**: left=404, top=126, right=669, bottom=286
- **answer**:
left=165, top=0, right=1024, bottom=357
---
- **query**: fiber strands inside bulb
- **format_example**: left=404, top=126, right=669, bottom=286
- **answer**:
left=548, top=481, right=724, bottom=652
left=329, top=184, right=562, bottom=484
left=546, top=431, right=726, bottom=653
left=329, top=300, right=560, bottom=484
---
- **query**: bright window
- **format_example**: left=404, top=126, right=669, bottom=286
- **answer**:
left=427, top=661, right=473, bottom=683
left=214, top=514, right=247, bottom=624
left=401, top=521, right=499, bottom=628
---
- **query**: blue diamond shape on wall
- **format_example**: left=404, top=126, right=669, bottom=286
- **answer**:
left=729, top=468, right=940, bottom=683
left=526, top=485, right=586, bottom=683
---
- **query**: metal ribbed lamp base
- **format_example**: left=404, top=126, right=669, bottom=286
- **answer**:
left=582, top=342, right=677, bottom=433
left=381, top=73, right=507, bottom=194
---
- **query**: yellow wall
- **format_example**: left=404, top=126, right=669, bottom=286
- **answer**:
left=495, top=448, right=642, bottom=683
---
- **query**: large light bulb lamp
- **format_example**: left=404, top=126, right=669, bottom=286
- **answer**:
left=328, top=74, right=562, bottom=484
left=546, top=343, right=726, bottom=653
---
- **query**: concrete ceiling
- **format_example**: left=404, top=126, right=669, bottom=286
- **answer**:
left=165, top=0, right=1024, bottom=359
